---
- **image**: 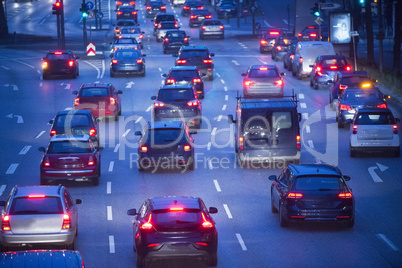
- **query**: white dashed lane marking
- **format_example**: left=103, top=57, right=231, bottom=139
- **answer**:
left=6, top=164, right=18, bottom=175
left=236, top=234, right=247, bottom=250
left=224, top=86, right=228, bottom=91
left=377, top=234, right=400, bottom=251
left=109, top=235, right=115, bottom=253
left=35, top=131, right=45, bottom=139
left=302, top=113, right=309, bottom=120
left=122, top=129, right=131, bottom=137
left=220, top=79, right=225, bottom=84
left=135, top=116, right=143, bottom=123
left=222, top=105, right=227, bottom=111
left=19, top=146, right=31, bottom=155
left=217, top=115, right=222, bottom=122
left=213, top=180, right=221, bottom=192
left=107, top=206, right=113, bottom=220
left=223, top=204, right=233, bottom=219
left=107, top=182, right=111, bottom=194
left=306, top=125, right=311, bottom=133
left=108, top=161, right=114, bottom=172
left=225, top=95, right=228, bottom=101
left=0, top=185, right=6, bottom=196
left=211, top=127, right=217, bottom=136
left=113, top=144, right=120, bottom=153
left=146, top=105, right=152, bottom=112
left=308, top=140, right=314, bottom=149
left=231, top=60, right=239, bottom=66
left=300, top=103, right=307, bottom=108
left=299, top=93, right=305, bottom=99
left=207, top=142, right=211, bottom=150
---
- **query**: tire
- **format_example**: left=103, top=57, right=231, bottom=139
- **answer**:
left=310, top=78, right=314, bottom=88
left=291, top=67, right=296, bottom=77
left=92, top=166, right=100, bottom=186
left=110, top=71, right=115, bottom=78
left=118, top=107, right=122, bottom=116
left=187, top=158, right=194, bottom=170
left=40, top=175, right=48, bottom=185
left=66, top=240, right=75, bottom=250
left=283, top=61, right=287, bottom=69
left=337, top=120, right=344, bottom=129
left=260, top=48, right=264, bottom=54
left=206, top=252, right=218, bottom=266
left=350, top=146, right=356, bottom=157
left=314, top=80, right=319, bottom=90
left=136, top=253, right=146, bottom=268
left=394, top=149, right=400, bottom=157
left=141, top=44, right=144, bottom=49
left=140, top=68, right=146, bottom=77
left=271, top=193, right=278, bottom=213
left=163, top=48, right=167, bottom=54
left=296, top=67, right=303, bottom=80
left=345, top=217, right=355, bottom=228
left=208, top=73, right=213, bottom=81
left=43, top=74, right=48, bottom=80
left=279, top=204, right=289, bottom=227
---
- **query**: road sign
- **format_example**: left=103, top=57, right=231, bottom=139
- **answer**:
left=315, top=17, right=324, bottom=25
left=350, top=31, right=359, bottom=37
left=86, top=1, right=94, bottom=10
left=87, top=10, right=95, bottom=19
left=87, top=43, right=96, bottom=56
left=97, top=11, right=103, bottom=19
left=320, top=3, right=341, bottom=10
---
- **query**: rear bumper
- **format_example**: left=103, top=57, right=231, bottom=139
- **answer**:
left=200, top=31, right=224, bottom=36
left=41, top=167, right=98, bottom=182
left=142, top=242, right=214, bottom=260
left=238, top=151, right=300, bottom=164
left=1, top=231, right=75, bottom=246
left=243, top=87, right=283, bottom=97
left=283, top=206, right=354, bottom=222
left=111, top=65, right=145, bottom=73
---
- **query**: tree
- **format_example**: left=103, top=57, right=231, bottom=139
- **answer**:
left=364, top=0, right=375, bottom=66
left=392, top=0, right=401, bottom=76
left=0, top=0, right=8, bottom=36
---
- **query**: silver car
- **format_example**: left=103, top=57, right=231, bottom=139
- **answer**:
left=119, top=26, right=145, bottom=49
left=0, top=185, right=82, bottom=251
left=199, top=19, right=224, bottom=39
left=242, top=65, right=285, bottom=98
left=155, top=21, right=179, bottom=42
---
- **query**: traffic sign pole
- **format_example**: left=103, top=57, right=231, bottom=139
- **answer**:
left=82, top=0, right=87, bottom=51
left=60, top=0, right=65, bottom=49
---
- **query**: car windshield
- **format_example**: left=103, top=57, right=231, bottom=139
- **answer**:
left=48, top=141, right=94, bottom=154
left=55, top=114, right=90, bottom=128
left=355, top=112, right=395, bottom=125
left=144, top=129, right=187, bottom=145
left=152, top=209, right=200, bottom=224
left=115, top=50, right=141, bottom=59
left=121, top=28, right=141, bottom=34
left=169, top=70, right=199, bottom=80
left=158, top=89, right=194, bottom=101
left=10, top=197, right=63, bottom=215
left=180, top=50, right=209, bottom=58
left=203, top=20, right=221, bottom=26
left=47, top=54, right=70, bottom=60
left=80, top=87, right=109, bottom=97
left=343, top=90, right=382, bottom=101
left=278, top=38, right=298, bottom=46
left=294, top=176, right=341, bottom=191
left=249, top=69, right=279, bottom=78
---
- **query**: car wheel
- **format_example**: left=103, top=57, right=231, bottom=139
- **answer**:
left=260, top=48, right=264, bottom=54
left=271, top=193, right=278, bottom=213
left=140, top=68, right=146, bottom=77
left=345, top=217, right=355, bottom=228
left=279, top=203, right=289, bottom=227
left=206, top=252, right=218, bottom=266
left=110, top=70, right=115, bottom=78
left=138, top=161, right=145, bottom=172
left=92, top=167, right=100, bottom=186
left=291, top=67, right=296, bottom=77
left=187, top=158, right=194, bottom=171
left=66, top=240, right=75, bottom=250
left=296, top=67, right=303, bottom=80
left=40, top=175, right=48, bottom=185
left=208, top=73, right=213, bottom=81
left=394, top=148, right=400, bottom=157
left=310, top=78, right=314, bottom=88
left=163, top=48, right=167, bottom=54
left=284, top=61, right=287, bottom=69
left=350, top=146, right=356, bottom=157
left=118, top=107, right=122, bottom=116
left=43, top=74, right=48, bottom=80
left=314, top=80, right=319, bottom=90
left=337, top=120, right=344, bottom=129
left=136, top=253, right=146, bottom=268
left=329, top=95, right=333, bottom=108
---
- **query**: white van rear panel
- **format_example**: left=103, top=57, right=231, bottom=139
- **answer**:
left=298, top=42, right=335, bottom=75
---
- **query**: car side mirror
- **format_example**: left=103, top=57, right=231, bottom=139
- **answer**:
left=228, top=114, right=236, bottom=124
left=151, top=20, right=154, bottom=22
left=298, top=113, right=302, bottom=122
left=172, top=54, right=178, bottom=57
left=151, top=96, right=156, bottom=100
left=372, top=79, right=378, bottom=83
left=395, top=118, right=400, bottom=123
left=127, top=208, right=137, bottom=215
left=96, top=118, right=102, bottom=123
left=384, top=95, right=391, bottom=99
left=98, top=146, right=104, bottom=150
left=208, top=207, right=218, bottom=214
left=38, top=147, right=46, bottom=152
left=72, top=90, right=78, bottom=95
left=49, top=119, right=54, bottom=124
left=76, top=56, right=80, bottom=60
left=110, top=42, right=112, bottom=44
left=187, top=36, right=191, bottom=39
left=268, top=175, right=277, bottom=181
left=210, top=53, right=215, bottom=57
left=162, top=73, right=167, bottom=77
left=142, top=31, right=145, bottom=34
left=135, top=131, right=142, bottom=136
left=343, top=175, right=351, bottom=181
left=328, top=79, right=333, bottom=83
left=190, top=130, right=197, bottom=135
left=241, top=73, right=246, bottom=77
left=117, top=90, right=123, bottom=94
left=75, top=199, right=82, bottom=204
left=142, top=54, right=147, bottom=57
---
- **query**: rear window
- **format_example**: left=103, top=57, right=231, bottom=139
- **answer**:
left=169, top=70, right=199, bottom=80
left=48, top=141, right=94, bottom=154
left=115, top=50, right=141, bottom=59
left=320, top=58, right=347, bottom=68
left=343, top=89, right=382, bottom=101
left=167, top=31, right=186, bottom=38
left=115, top=38, right=137, bottom=44
left=156, top=15, right=175, bottom=22
left=117, top=21, right=135, bottom=26
left=192, top=10, right=210, bottom=15
left=304, top=45, right=333, bottom=58
left=10, top=197, right=63, bottom=215
left=180, top=50, right=209, bottom=58
left=160, top=23, right=177, bottom=29
left=294, top=176, right=341, bottom=191
left=152, top=209, right=201, bottom=231
left=355, top=112, right=395, bottom=125
left=56, top=114, right=90, bottom=128
left=121, top=28, right=141, bottom=34
left=203, top=20, right=222, bottom=26
left=144, top=129, right=187, bottom=145
left=158, top=89, right=194, bottom=101
left=340, top=77, right=370, bottom=87
left=242, top=112, right=292, bottom=131
left=80, top=87, right=109, bottom=97
left=249, top=69, right=279, bottom=78
left=47, top=54, right=70, bottom=60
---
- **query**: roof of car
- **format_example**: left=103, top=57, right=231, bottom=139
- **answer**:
left=289, top=164, right=342, bottom=177
left=13, top=185, right=64, bottom=198
left=249, top=65, right=276, bottom=70
left=338, top=71, right=370, bottom=78
left=160, top=85, right=194, bottom=90
left=356, top=108, right=392, bottom=113
left=170, top=66, right=198, bottom=70
left=80, top=83, right=110, bottom=88
left=56, top=110, right=93, bottom=116
left=50, top=135, right=90, bottom=142
left=149, top=196, right=200, bottom=210
left=318, top=55, right=347, bottom=60
left=148, top=121, right=184, bottom=129
left=240, top=98, right=297, bottom=109
left=180, top=45, right=208, bottom=50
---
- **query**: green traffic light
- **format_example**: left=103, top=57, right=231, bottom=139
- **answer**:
left=360, top=0, right=364, bottom=3
left=314, top=11, right=320, bottom=16
left=82, top=12, right=88, bottom=17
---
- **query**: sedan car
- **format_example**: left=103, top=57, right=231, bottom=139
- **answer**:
left=199, top=19, right=224, bottom=39
left=110, top=49, right=146, bottom=77
left=110, top=38, right=141, bottom=55
left=0, top=185, right=82, bottom=251
left=189, top=9, right=212, bottom=27
left=119, top=26, right=144, bottom=48
left=336, top=87, right=389, bottom=128
left=127, top=196, right=218, bottom=266
left=41, top=50, right=79, bottom=80
left=162, top=66, right=205, bottom=98
left=298, top=25, right=329, bottom=42
left=151, top=85, right=202, bottom=128
left=310, top=55, right=351, bottom=89
left=271, top=36, right=299, bottom=61
left=216, top=3, right=237, bottom=18
left=173, top=45, right=214, bottom=80
left=39, top=135, right=102, bottom=185
left=242, top=65, right=285, bottom=98
left=349, top=108, right=400, bottom=157
left=135, top=121, right=196, bottom=171
left=155, top=21, right=180, bottom=42
left=116, top=6, right=138, bottom=22
left=162, top=30, right=189, bottom=54
left=151, top=13, right=176, bottom=36
left=72, top=83, right=122, bottom=121
left=259, top=29, right=281, bottom=53
left=49, top=110, right=100, bottom=148
left=114, top=19, right=137, bottom=38
left=145, top=0, right=166, bottom=18
left=182, top=0, right=204, bottom=16
left=270, top=164, right=354, bottom=228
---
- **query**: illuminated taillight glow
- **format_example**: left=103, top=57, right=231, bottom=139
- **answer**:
left=177, top=60, right=187, bottom=64
left=287, top=192, right=303, bottom=198
left=88, top=155, right=95, bottom=166
left=166, top=79, right=175, bottom=84
left=244, top=80, right=253, bottom=87
left=239, top=136, right=244, bottom=150
left=89, top=128, right=96, bottom=137
left=329, top=65, right=337, bottom=69
left=62, top=214, right=71, bottom=229
left=141, top=214, right=153, bottom=229
left=74, top=98, right=80, bottom=106
left=169, top=207, right=184, bottom=211
left=68, top=60, right=74, bottom=67
left=345, top=66, right=351, bottom=71
left=339, top=84, right=348, bottom=90
left=154, top=100, right=165, bottom=107
left=338, top=192, right=352, bottom=198
left=146, top=6, right=151, bottom=9
left=393, top=125, right=398, bottom=134
left=141, top=146, right=148, bottom=152
left=340, top=104, right=351, bottom=110
left=310, top=33, right=317, bottom=37
left=352, top=125, right=357, bottom=135
left=274, top=80, right=283, bottom=86
left=28, top=195, right=45, bottom=198
left=187, top=99, right=199, bottom=106
left=2, top=215, right=11, bottom=231
left=184, top=144, right=191, bottom=151
left=50, top=130, right=56, bottom=137
left=276, top=46, right=282, bottom=51
left=203, top=59, right=212, bottom=64
left=137, top=59, right=143, bottom=64
left=201, top=212, right=213, bottom=228
left=296, top=135, right=301, bottom=148
left=269, top=31, right=280, bottom=35
left=377, top=104, right=387, bottom=108
left=260, top=40, right=267, bottom=45
left=44, top=156, right=50, bottom=167
left=42, top=61, right=48, bottom=69
left=193, top=78, right=201, bottom=83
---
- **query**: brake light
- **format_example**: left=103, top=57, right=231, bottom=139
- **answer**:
left=340, top=104, right=351, bottom=110
left=116, top=1, right=122, bottom=5
left=117, top=11, right=122, bottom=15
left=130, top=1, right=135, bottom=5
left=154, top=23, right=158, bottom=27
left=2, top=215, right=11, bottom=231
left=196, top=242, right=208, bottom=246
left=316, top=66, right=322, bottom=72
left=287, top=192, right=303, bottom=198
left=206, top=15, right=212, bottom=19
left=132, top=11, right=137, bottom=15
left=187, top=99, right=199, bottom=106
left=274, top=80, right=283, bottom=86
left=109, top=97, right=116, bottom=105
left=161, top=6, right=166, bottom=9
left=42, top=61, right=48, bottom=69
left=154, top=100, right=165, bottom=107
left=193, top=78, right=201, bottom=83
left=276, top=46, right=282, bottom=51
left=329, top=65, right=337, bottom=70
left=201, top=212, right=213, bottom=228
left=44, top=156, right=50, bottom=167
left=197, top=6, right=203, bottom=9
left=298, top=33, right=302, bottom=37
left=170, top=207, right=184, bottom=211
left=166, top=79, right=175, bottom=84
left=164, top=38, right=169, bottom=43
left=54, top=51, right=63, bottom=55
left=158, top=24, right=162, bottom=28
left=184, top=145, right=191, bottom=151
left=68, top=60, right=74, bottom=67
left=137, top=59, right=143, bottom=64
left=260, top=39, right=267, bottom=45
left=146, top=6, right=151, bottom=9
left=239, top=136, right=244, bottom=150
left=338, top=192, right=352, bottom=198
left=140, top=146, right=148, bottom=152
left=50, top=130, right=56, bottom=137
left=352, top=125, right=357, bottom=135
left=177, top=59, right=187, bottom=64
left=308, top=26, right=314, bottom=29
left=345, top=65, right=351, bottom=71
left=203, top=59, right=212, bottom=64
left=259, top=67, right=268, bottom=70
left=310, top=33, right=317, bottom=37
left=201, top=26, right=206, bottom=31
left=89, top=128, right=96, bottom=137
left=183, top=6, right=189, bottom=9
left=190, top=15, right=197, bottom=19
left=139, top=34, right=143, bottom=39
left=62, top=214, right=71, bottom=229
left=244, top=80, right=254, bottom=87
left=296, top=135, right=301, bottom=148
left=219, top=25, right=224, bottom=30
left=269, top=31, right=280, bottom=35
left=141, top=214, right=153, bottom=230
left=290, top=54, right=294, bottom=60
left=28, top=195, right=45, bottom=198
left=88, top=155, right=95, bottom=166
left=148, top=243, right=159, bottom=247
left=118, top=35, right=123, bottom=39
left=377, top=104, right=387, bottom=108
left=115, top=29, right=120, bottom=32
left=184, top=37, right=188, bottom=42
left=339, top=84, right=348, bottom=90
left=299, top=57, right=303, bottom=64
left=361, top=83, right=372, bottom=88
left=74, top=97, right=80, bottom=106
left=393, top=125, right=398, bottom=134
left=112, top=59, right=118, bottom=64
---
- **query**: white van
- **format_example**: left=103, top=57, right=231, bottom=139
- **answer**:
left=291, top=41, right=335, bottom=80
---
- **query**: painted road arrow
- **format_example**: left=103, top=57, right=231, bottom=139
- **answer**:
left=368, top=163, right=389, bottom=182
left=4, top=84, right=19, bottom=91
left=126, top=82, right=135, bottom=88
left=6, top=114, right=24, bottom=123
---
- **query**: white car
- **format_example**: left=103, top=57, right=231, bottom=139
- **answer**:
left=119, top=26, right=145, bottom=48
left=155, top=21, right=179, bottom=42
left=349, top=108, right=400, bottom=157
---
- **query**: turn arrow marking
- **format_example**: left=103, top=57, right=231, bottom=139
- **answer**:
left=5, top=114, right=24, bottom=123
left=4, top=84, right=19, bottom=91
left=368, top=163, right=388, bottom=183
left=126, top=82, right=135, bottom=88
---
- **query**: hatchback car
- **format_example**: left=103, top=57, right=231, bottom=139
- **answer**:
left=145, top=0, right=166, bottom=17
left=173, top=46, right=215, bottom=80
left=116, top=0, right=135, bottom=9
left=271, top=36, right=299, bottom=61
left=310, top=55, right=351, bottom=89
left=155, top=21, right=180, bottom=42
left=72, top=83, right=122, bottom=121
left=151, top=85, right=202, bottom=128
left=41, top=51, right=79, bottom=80
left=242, top=65, right=285, bottom=98
left=199, top=19, right=224, bottom=39
left=269, top=164, right=354, bottom=227
left=127, top=196, right=218, bottom=267
left=110, top=49, right=146, bottom=77
left=259, top=30, right=281, bottom=53
left=216, top=2, right=237, bottom=18
left=349, top=108, right=400, bottom=157
left=151, top=13, right=176, bottom=36
left=49, top=110, right=100, bottom=148
left=182, top=0, right=204, bottom=16
left=298, top=25, right=329, bottom=41
left=189, top=9, right=212, bottom=27
left=119, top=26, right=145, bottom=48
left=0, top=185, right=82, bottom=251
left=116, top=6, right=138, bottom=22
left=162, top=66, right=205, bottom=98
left=162, top=30, right=189, bottom=54
left=114, top=19, right=137, bottom=38
left=135, top=121, right=196, bottom=171
left=110, top=38, right=141, bottom=55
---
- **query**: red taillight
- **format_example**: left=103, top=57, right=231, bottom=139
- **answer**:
left=154, top=100, right=165, bottom=107
left=338, top=192, right=352, bottom=198
left=154, top=23, right=158, bottom=27
left=206, top=15, right=212, bottom=19
left=193, top=78, right=201, bottom=83
left=137, top=59, right=143, bottom=64
left=28, top=195, right=45, bottom=198
left=201, top=212, right=213, bottom=228
left=50, top=130, right=56, bottom=137
left=112, top=59, right=118, bottom=64
left=203, top=59, right=212, bottom=64
left=116, top=1, right=122, bottom=5
left=190, top=15, right=197, bottom=19
left=177, top=59, right=187, bottom=64
left=2, top=215, right=11, bottom=231
left=308, top=26, right=315, bottom=29
left=54, top=51, right=63, bottom=55
left=299, top=57, right=303, bottom=64
left=187, top=99, right=199, bottom=106
left=74, top=97, right=80, bottom=106
left=140, top=146, right=148, bottom=152
left=184, top=37, right=188, bottom=42
left=269, top=31, right=280, bottom=35
left=110, top=97, right=116, bottom=105
left=339, top=84, right=348, bottom=90
left=329, top=65, right=338, bottom=70
left=244, top=80, right=253, bottom=87
left=296, top=135, right=301, bottom=148
left=290, top=54, right=294, bottom=60
left=239, top=136, right=244, bottom=150
left=274, top=80, right=283, bottom=86
left=130, top=1, right=135, bottom=5
left=219, top=25, right=224, bottom=30
left=132, top=11, right=137, bottom=15
left=276, top=46, right=282, bottom=51
left=62, top=214, right=71, bottom=229
left=118, top=35, right=123, bottom=39
left=345, top=65, right=351, bottom=71
left=169, top=207, right=184, bottom=211
left=377, top=104, right=387, bottom=108
left=184, top=145, right=191, bottom=151
left=68, top=60, right=74, bottom=67
left=164, top=38, right=169, bottom=43
left=166, top=79, right=175, bottom=84
left=139, top=34, right=143, bottom=39
left=201, top=26, right=206, bottom=31
left=161, top=6, right=166, bottom=9
left=196, top=242, right=208, bottom=246
left=88, top=155, right=95, bottom=166
left=148, top=243, right=159, bottom=247
left=340, top=104, right=351, bottom=110
left=89, top=128, right=96, bottom=137
left=287, top=192, right=303, bottom=198
left=310, top=33, right=317, bottom=37
left=393, top=125, right=398, bottom=134
left=197, top=6, right=203, bottom=9
left=117, top=11, right=122, bottom=15
left=42, top=61, right=48, bottom=69
left=183, top=6, right=189, bottom=9
left=352, top=125, right=357, bottom=135
left=44, top=156, right=50, bottom=167
left=259, top=67, right=268, bottom=70
left=146, top=6, right=151, bottom=9
left=298, top=33, right=302, bottom=37
left=316, top=66, right=322, bottom=72
left=260, top=39, right=267, bottom=45
left=141, top=214, right=153, bottom=230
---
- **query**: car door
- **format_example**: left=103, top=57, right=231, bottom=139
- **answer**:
left=63, top=189, right=78, bottom=231
left=272, top=168, right=291, bottom=208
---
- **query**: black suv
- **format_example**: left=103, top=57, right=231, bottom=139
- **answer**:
left=162, top=30, right=189, bottom=54
left=116, top=6, right=138, bottom=22
left=173, top=46, right=214, bottom=80
left=269, top=164, right=355, bottom=228
left=309, top=55, right=351, bottom=89
left=152, top=13, right=176, bottom=35
left=162, top=66, right=204, bottom=98
left=151, top=85, right=202, bottom=128
left=41, top=50, right=80, bottom=80
left=135, top=121, right=196, bottom=171
left=49, top=110, right=100, bottom=148
left=127, top=196, right=218, bottom=267
left=259, top=29, right=281, bottom=53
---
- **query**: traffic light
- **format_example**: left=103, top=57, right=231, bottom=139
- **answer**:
left=359, top=0, right=364, bottom=3
left=311, top=2, right=320, bottom=17
left=52, top=1, right=62, bottom=15
left=80, top=3, right=89, bottom=17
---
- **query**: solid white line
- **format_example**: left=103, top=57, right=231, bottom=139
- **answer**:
left=107, top=206, right=113, bottom=220
left=208, top=160, right=213, bottom=170
left=207, top=142, right=211, bottom=150
left=122, top=129, right=131, bottom=137
left=101, top=60, right=105, bottom=79
left=135, top=116, right=143, bottom=123
left=222, top=105, right=227, bottom=111
left=35, top=131, right=45, bottom=139
left=220, top=79, right=225, bottom=84
left=146, top=105, right=152, bottom=112
left=13, top=60, right=34, bottom=68
left=84, top=61, right=100, bottom=79
left=108, top=161, right=114, bottom=172
left=306, top=125, right=311, bottom=133
left=213, top=180, right=221, bottom=192
left=109, top=235, right=115, bottom=253
left=114, top=144, right=120, bottom=153
left=377, top=234, right=400, bottom=251
left=158, top=67, right=162, bottom=72
left=299, top=93, right=305, bottom=99
left=225, top=95, right=228, bottom=101
left=107, top=182, right=111, bottom=194
left=0, top=185, right=6, bottom=197
left=217, top=115, right=222, bottom=122
left=223, top=204, right=233, bottom=219
left=302, top=113, right=309, bottom=120
left=264, top=20, right=272, bottom=27
left=258, top=58, right=268, bottom=64
left=211, top=127, right=217, bottom=136
left=224, top=86, right=228, bottom=91
left=1, top=66, right=10, bottom=70
left=236, top=234, right=247, bottom=250
left=19, top=145, right=32, bottom=155
left=308, top=140, right=314, bottom=149
left=6, top=164, right=19, bottom=175
left=216, top=73, right=221, bottom=77
left=300, top=103, right=307, bottom=108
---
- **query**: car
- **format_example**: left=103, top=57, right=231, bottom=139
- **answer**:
left=116, top=0, right=135, bottom=9
left=241, top=65, right=285, bottom=98
left=216, top=3, right=237, bottom=19
left=309, top=55, right=352, bottom=89
left=110, top=48, right=146, bottom=77
left=349, top=108, right=400, bottom=157
left=0, top=250, right=86, bottom=268
left=199, top=19, right=224, bottom=39
left=114, top=19, right=137, bottom=38
left=116, top=6, right=138, bottom=22
left=155, top=21, right=180, bottom=42
left=283, top=43, right=297, bottom=71
left=171, top=0, right=185, bottom=7
left=127, top=196, right=218, bottom=267
left=39, top=135, right=102, bottom=185
left=271, top=36, right=298, bottom=61
left=162, top=66, right=204, bottom=98
left=135, top=121, right=196, bottom=171
left=162, top=30, right=189, bottom=54
left=72, top=83, right=123, bottom=121
left=110, top=38, right=141, bottom=55
left=336, top=87, right=389, bottom=128
left=119, top=26, right=145, bottom=48
left=151, top=85, right=202, bottom=128
left=49, top=110, right=100, bottom=149
left=41, top=50, right=79, bottom=80
left=173, top=45, right=215, bottom=80
left=298, top=25, right=329, bottom=42
left=269, top=164, right=355, bottom=227
left=145, top=0, right=166, bottom=18
left=228, top=97, right=301, bottom=168
left=214, top=0, right=235, bottom=10
left=189, top=9, right=212, bottom=27
left=259, top=29, right=281, bottom=53
left=0, top=185, right=82, bottom=251
left=151, top=13, right=176, bottom=36
left=182, top=0, right=204, bottom=16
left=329, top=71, right=376, bottom=109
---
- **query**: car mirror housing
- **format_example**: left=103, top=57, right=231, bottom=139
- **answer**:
left=210, top=53, right=215, bottom=57
left=151, top=96, right=156, bottom=100
left=117, top=90, right=123, bottom=94
left=190, top=130, right=197, bottom=135
left=268, top=175, right=277, bottom=181
left=72, top=91, right=78, bottom=95
left=76, top=56, right=80, bottom=60
left=298, top=113, right=302, bottom=122
left=38, top=147, right=46, bottom=152
left=135, top=131, right=142, bottom=136
left=395, top=118, right=400, bottom=123
left=281, top=73, right=286, bottom=76
left=127, top=208, right=137, bottom=215
left=75, top=199, right=82, bottom=204
left=49, top=119, right=54, bottom=124
left=227, top=114, right=235, bottom=124
left=209, top=207, right=218, bottom=214
left=343, top=175, right=351, bottom=181
left=98, top=146, right=104, bottom=150
left=241, top=73, right=246, bottom=77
